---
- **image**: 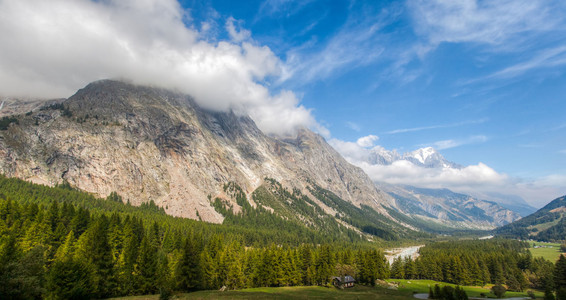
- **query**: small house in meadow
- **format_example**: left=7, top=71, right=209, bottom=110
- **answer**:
left=332, top=275, right=355, bottom=288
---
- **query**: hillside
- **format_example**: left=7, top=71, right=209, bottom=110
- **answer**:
left=377, top=183, right=521, bottom=231
left=0, top=80, right=422, bottom=239
left=495, top=195, right=566, bottom=241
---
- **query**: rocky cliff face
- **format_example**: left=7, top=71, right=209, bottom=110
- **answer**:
left=0, top=80, right=391, bottom=223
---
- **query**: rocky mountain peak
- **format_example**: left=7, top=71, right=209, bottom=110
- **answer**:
left=0, top=80, right=392, bottom=224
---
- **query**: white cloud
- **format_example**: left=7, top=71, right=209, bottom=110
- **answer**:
left=225, top=17, right=251, bottom=42
left=0, top=0, right=318, bottom=136
left=408, top=0, right=563, bottom=47
left=282, top=6, right=398, bottom=84
left=360, top=161, right=508, bottom=188
left=330, top=136, right=564, bottom=207
left=477, top=46, right=566, bottom=81
left=328, top=138, right=371, bottom=163
left=386, top=118, right=488, bottom=134
left=356, top=135, right=379, bottom=148
left=345, top=121, right=361, bottom=132
left=429, top=135, right=487, bottom=150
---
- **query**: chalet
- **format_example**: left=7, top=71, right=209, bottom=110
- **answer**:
left=332, top=275, right=355, bottom=288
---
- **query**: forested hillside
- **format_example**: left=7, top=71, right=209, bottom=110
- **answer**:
left=496, top=195, right=566, bottom=241
left=1, top=176, right=566, bottom=299
left=0, top=175, right=390, bottom=299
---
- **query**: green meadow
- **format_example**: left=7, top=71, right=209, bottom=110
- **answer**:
left=111, top=285, right=412, bottom=300
left=528, top=241, right=563, bottom=262
left=385, top=279, right=543, bottom=299
left=110, top=281, right=547, bottom=300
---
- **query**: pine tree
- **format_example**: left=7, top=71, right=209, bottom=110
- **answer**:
left=545, top=287, right=556, bottom=300
left=175, top=235, right=202, bottom=291
left=136, top=235, right=158, bottom=294
left=201, top=250, right=217, bottom=289
left=555, top=255, right=566, bottom=293
left=74, top=217, right=115, bottom=298
left=46, top=258, right=91, bottom=300
left=434, top=284, right=441, bottom=300
left=156, top=250, right=172, bottom=293
left=390, top=257, right=405, bottom=279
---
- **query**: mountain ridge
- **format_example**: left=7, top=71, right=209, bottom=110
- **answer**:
left=0, top=79, right=522, bottom=233
left=496, top=195, right=566, bottom=241
left=0, top=80, right=397, bottom=229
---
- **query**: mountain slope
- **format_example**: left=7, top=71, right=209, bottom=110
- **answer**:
left=342, top=145, right=525, bottom=228
left=496, top=195, right=566, bottom=241
left=378, top=183, right=521, bottom=230
left=0, top=80, right=415, bottom=238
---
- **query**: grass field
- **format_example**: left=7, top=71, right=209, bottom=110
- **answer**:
left=110, top=285, right=413, bottom=300
left=385, top=279, right=543, bottom=299
left=529, top=241, right=563, bottom=262
left=110, top=280, right=546, bottom=300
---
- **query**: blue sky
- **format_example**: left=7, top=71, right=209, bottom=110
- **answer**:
left=185, top=0, right=566, bottom=205
left=187, top=0, right=566, bottom=174
left=0, top=0, right=564, bottom=206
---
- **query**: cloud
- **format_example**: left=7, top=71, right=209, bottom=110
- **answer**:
left=330, top=136, right=564, bottom=207
left=428, top=135, right=487, bottom=150
left=225, top=17, right=251, bottom=42
left=345, top=121, right=361, bottom=132
left=474, top=46, right=566, bottom=82
left=0, top=0, right=319, bottom=136
left=361, top=160, right=565, bottom=207
left=255, top=0, right=314, bottom=20
left=356, top=135, right=379, bottom=148
left=328, top=138, right=372, bottom=163
left=360, top=160, right=508, bottom=188
left=386, top=118, right=488, bottom=134
left=282, top=5, right=400, bottom=84
left=408, top=0, right=564, bottom=47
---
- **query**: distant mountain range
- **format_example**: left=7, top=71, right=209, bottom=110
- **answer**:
left=496, top=195, right=566, bottom=241
left=348, top=145, right=532, bottom=229
left=378, top=183, right=521, bottom=230
left=0, top=80, right=524, bottom=235
left=368, top=146, right=461, bottom=169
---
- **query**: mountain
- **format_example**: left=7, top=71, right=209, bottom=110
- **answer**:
left=0, top=97, right=64, bottom=118
left=377, top=183, right=521, bottom=230
left=496, top=195, right=566, bottom=241
left=361, top=146, right=523, bottom=229
left=474, top=192, right=536, bottom=217
left=0, top=79, right=421, bottom=240
left=368, top=146, right=460, bottom=169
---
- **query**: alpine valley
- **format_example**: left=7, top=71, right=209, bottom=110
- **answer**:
left=0, top=80, right=523, bottom=235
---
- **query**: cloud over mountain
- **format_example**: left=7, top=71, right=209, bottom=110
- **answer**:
left=0, top=0, right=317, bottom=136
left=330, top=135, right=563, bottom=207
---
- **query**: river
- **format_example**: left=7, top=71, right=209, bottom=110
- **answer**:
left=385, top=245, right=424, bottom=265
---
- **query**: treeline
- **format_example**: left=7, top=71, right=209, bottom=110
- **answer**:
left=0, top=178, right=391, bottom=299
left=0, top=175, right=380, bottom=247
left=390, top=239, right=558, bottom=293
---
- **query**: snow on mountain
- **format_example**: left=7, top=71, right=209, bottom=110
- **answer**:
left=366, top=146, right=461, bottom=169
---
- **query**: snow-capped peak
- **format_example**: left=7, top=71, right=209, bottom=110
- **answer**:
left=408, top=147, right=437, bottom=164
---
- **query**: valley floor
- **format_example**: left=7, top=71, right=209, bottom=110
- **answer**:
left=528, top=241, right=563, bottom=262
left=109, top=280, right=545, bottom=300
left=388, top=279, right=541, bottom=299
left=110, top=286, right=411, bottom=299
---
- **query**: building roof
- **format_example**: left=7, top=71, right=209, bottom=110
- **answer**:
left=332, top=276, right=355, bottom=283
